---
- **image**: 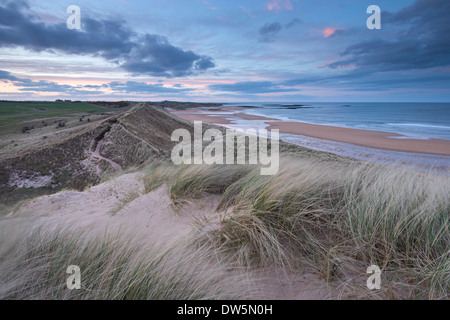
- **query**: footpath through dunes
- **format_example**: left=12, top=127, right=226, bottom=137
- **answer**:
left=0, top=103, right=194, bottom=207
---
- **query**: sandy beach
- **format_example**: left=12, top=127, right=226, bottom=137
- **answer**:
left=268, top=121, right=450, bottom=156
left=171, top=107, right=450, bottom=157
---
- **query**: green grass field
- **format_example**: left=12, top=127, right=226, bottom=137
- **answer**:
left=0, top=101, right=105, bottom=127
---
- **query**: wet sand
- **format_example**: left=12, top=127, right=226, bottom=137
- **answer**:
left=268, top=121, right=450, bottom=156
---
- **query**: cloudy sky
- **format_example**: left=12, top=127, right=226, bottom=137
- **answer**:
left=0, top=0, right=449, bottom=102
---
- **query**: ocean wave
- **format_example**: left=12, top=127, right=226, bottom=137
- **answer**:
left=386, top=123, right=450, bottom=130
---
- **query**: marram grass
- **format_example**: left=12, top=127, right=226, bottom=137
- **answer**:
left=143, top=157, right=449, bottom=299
left=1, top=155, right=448, bottom=300
left=0, top=225, right=254, bottom=300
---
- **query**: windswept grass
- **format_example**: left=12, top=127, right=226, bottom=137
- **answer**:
left=0, top=225, right=254, bottom=300
left=109, top=191, right=141, bottom=216
left=2, top=141, right=448, bottom=299
left=143, top=158, right=449, bottom=299
left=143, top=162, right=253, bottom=206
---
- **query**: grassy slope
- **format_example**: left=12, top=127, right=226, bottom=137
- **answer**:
left=0, top=104, right=191, bottom=208
left=0, top=101, right=105, bottom=127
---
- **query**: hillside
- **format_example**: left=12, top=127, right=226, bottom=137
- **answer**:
left=0, top=103, right=193, bottom=207
left=1, top=102, right=330, bottom=209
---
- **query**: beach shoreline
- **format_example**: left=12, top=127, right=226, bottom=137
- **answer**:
left=170, top=106, right=450, bottom=157
left=267, top=121, right=450, bottom=156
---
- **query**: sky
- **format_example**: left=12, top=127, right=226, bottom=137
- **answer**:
left=0, top=0, right=449, bottom=102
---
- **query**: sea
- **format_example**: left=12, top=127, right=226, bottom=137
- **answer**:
left=221, top=102, right=450, bottom=172
left=224, top=102, right=450, bottom=140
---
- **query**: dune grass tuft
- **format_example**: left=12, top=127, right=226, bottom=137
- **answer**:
left=142, top=157, right=449, bottom=299
left=0, top=225, right=254, bottom=300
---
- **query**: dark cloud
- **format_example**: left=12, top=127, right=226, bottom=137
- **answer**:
left=209, top=81, right=298, bottom=94
left=0, top=70, right=20, bottom=82
left=195, top=56, right=216, bottom=71
left=20, top=83, right=101, bottom=95
left=108, top=81, right=192, bottom=94
left=258, top=18, right=302, bottom=43
left=0, top=1, right=215, bottom=77
left=384, top=0, right=447, bottom=24
left=327, top=0, right=450, bottom=71
left=285, top=18, right=302, bottom=29
left=1, top=69, right=192, bottom=95
left=281, top=70, right=368, bottom=88
left=258, top=22, right=282, bottom=43
left=83, top=84, right=104, bottom=89
left=1, top=69, right=102, bottom=94
left=283, top=66, right=450, bottom=92
left=121, top=34, right=215, bottom=77
left=0, top=1, right=135, bottom=61
left=17, top=79, right=75, bottom=92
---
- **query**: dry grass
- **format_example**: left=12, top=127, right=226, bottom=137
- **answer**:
left=1, top=155, right=447, bottom=299
left=143, top=157, right=449, bottom=299
left=109, top=191, right=141, bottom=216
left=0, top=223, right=254, bottom=300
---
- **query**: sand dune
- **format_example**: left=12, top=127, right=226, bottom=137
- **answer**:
left=4, top=171, right=333, bottom=299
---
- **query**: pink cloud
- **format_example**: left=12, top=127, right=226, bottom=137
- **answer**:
left=323, top=27, right=339, bottom=38
left=267, top=0, right=293, bottom=11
